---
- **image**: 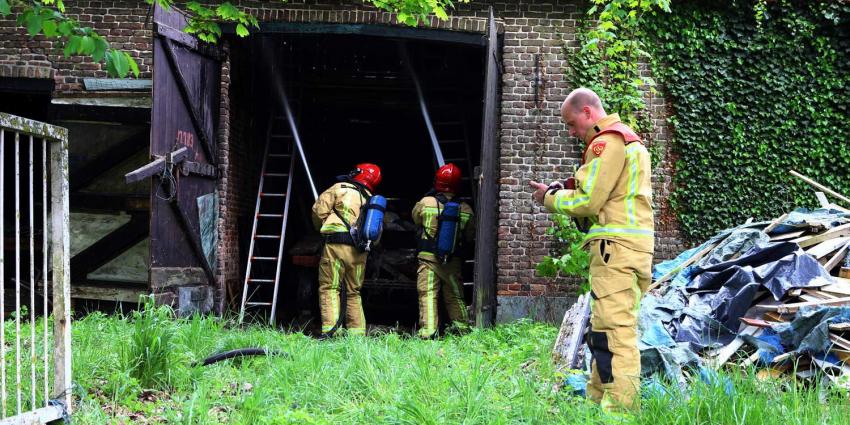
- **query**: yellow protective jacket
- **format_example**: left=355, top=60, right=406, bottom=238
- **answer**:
left=412, top=193, right=475, bottom=261
left=312, top=182, right=372, bottom=235
left=543, top=113, right=654, bottom=253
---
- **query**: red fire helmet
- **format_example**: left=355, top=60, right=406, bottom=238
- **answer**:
left=434, top=163, right=462, bottom=193
left=352, top=163, right=382, bottom=191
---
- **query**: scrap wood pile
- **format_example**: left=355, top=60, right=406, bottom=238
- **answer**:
left=554, top=171, right=850, bottom=391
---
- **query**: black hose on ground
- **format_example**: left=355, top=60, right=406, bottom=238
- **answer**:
left=194, top=348, right=288, bottom=367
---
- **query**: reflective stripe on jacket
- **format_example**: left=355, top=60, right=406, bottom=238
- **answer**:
left=543, top=114, right=654, bottom=253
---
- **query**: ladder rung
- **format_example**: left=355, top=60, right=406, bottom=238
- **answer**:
left=264, top=173, right=290, bottom=177
left=246, top=302, right=273, bottom=306
left=260, top=193, right=287, bottom=197
left=463, top=282, right=474, bottom=286
left=257, top=214, right=283, bottom=218
left=252, top=256, right=279, bottom=261
left=255, top=234, right=281, bottom=239
left=248, top=278, right=275, bottom=283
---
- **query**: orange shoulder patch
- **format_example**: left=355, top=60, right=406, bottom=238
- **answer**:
left=591, top=140, right=607, bottom=156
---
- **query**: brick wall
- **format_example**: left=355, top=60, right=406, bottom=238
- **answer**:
left=0, top=0, right=687, bottom=309
left=0, top=0, right=152, bottom=92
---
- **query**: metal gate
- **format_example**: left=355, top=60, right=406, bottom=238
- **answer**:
left=0, top=113, right=72, bottom=423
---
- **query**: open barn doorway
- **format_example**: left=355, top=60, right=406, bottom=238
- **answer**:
left=230, top=30, right=487, bottom=332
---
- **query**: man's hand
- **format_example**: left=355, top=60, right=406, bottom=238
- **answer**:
left=529, top=180, right=549, bottom=205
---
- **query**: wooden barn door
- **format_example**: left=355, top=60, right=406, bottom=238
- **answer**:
left=473, top=7, right=501, bottom=327
left=149, top=4, right=222, bottom=298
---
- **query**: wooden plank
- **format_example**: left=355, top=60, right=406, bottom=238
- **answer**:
left=770, top=229, right=806, bottom=241
left=815, top=192, right=831, bottom=208
left=757, top=296, right=850, bottom=314
left=236, top=22, right=488, bottom=46
left=802, top=289, right=838, bottom=300
left=831, top=333, right=850, bottom=351
left=805, top=237, right=850, bottom=259
left=739, top=317, right=776, bottom=328
left=472, top=6, right=500, bottom=328
left=71, top=131, right=148, bottom=191
left=792, top=223, right=850, bottom=248
left=124, top=146, right=189, bottom=183
left=170, top=199, right=214, bottom=284
left=649, top=240, right=721, bottom=291
left=160, top=39, right=216, bottom=166
left=763, top=212, right=789, bottom=234
left=0, top=405, right=64, bottom=425
left=829, top=323, right=850, bottom=332
left=70, top=213, right=148, bottom=281
left=823, top=241, right=850, bottom=273
left=706, top=326, right=761, bottom=368
left=790, top=170, right=850, bottom=207
left=0, top=112, right=68, bottom=142
left=552, top=293, right=591, bottom=370
left=50, top=137, right=73, bottom=412
left=69, top=283, right=146, bottom=303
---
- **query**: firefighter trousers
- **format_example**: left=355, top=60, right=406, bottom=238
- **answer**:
left=586, top=239, right=652, bottom=412
left=416, top=257, right=468, bottom=338
left=318, top=242, right=367, bottom=336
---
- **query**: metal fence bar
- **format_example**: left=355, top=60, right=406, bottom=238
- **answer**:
left=14, top=132, right=21, bottom=415
left=50, top=135, right=72, bottom=413
left=0, top=129, right=5, bottom=418
left=42, top=139, right=48, bottom=409
left=28, top=136, right=36, bottom=410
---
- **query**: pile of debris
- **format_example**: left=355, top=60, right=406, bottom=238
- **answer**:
left=554, top=171, right=850, bottom=391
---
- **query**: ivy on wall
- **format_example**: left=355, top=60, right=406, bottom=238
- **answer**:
left=645, top=0, right=850, bottom=242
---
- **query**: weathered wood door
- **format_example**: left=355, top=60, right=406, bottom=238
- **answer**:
left=149, top=4, right=222, bottom=291
left=473, top=7, right=501, bottom=327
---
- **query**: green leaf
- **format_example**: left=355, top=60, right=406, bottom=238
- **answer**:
left=42, top=19, right=58, bottom=37
left=0, top=0, right=10, bottom=16
left=64, top=36, right=80, bottom=58
left=235, top=23, right=249, bottom=37
left=111, top=49, right=129, bottom=77
left=26, top=14, right=43, bottom=36
left=92, top=39, right=107, bottom=63
left=126, top=52, right=140, bottom=78
left=79, top=36, right=96, bottom=55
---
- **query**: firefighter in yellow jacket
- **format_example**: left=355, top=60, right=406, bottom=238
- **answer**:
left=311, top=163, right=382, bottom=337
left=530, top=88, right=654, bottom=411
left=412, top=163, right=475, bottom=338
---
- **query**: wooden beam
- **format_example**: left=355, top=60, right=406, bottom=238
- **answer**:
left=770, top=229, right=806, bottom=241
left=70, top=213, right=148, bottom=281
left=0, top=405, right=64, bottom=425
left=230, top=22, right=488, bottom=46
left=792, top=223, right=850, bottom=248
left=705, top=325, right=761, bottom=368
left=69, top=283, right=146, bottom=303
left=49, top=136, right=73, bottom=411
left=763, top=212, right=789, bottom=234
left=125, top=146, right=189, bottom=183
left=71, top=131, right=148, bottom=191
left=757, top=296, right=850, bottom=314
left=824, top=241, right=850, bottom=273
left=170, top=199, right=214, bottom=284
left=805, top=237, right=850, bottom=260
left=790, top=170, right=850, bottom=207
left=71, top=193, right=149, bottom=212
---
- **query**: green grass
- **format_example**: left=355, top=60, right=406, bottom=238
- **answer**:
left=11, top=305, right=843, bottom=424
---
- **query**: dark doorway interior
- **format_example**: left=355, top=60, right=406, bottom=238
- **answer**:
left=235, top=32, right=486, bottom=330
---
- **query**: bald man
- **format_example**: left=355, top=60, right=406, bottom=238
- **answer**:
left=530, top=88, right=654, bottom=412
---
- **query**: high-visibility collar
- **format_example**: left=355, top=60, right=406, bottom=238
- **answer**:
left=581, top=113, right=642, bottom=163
